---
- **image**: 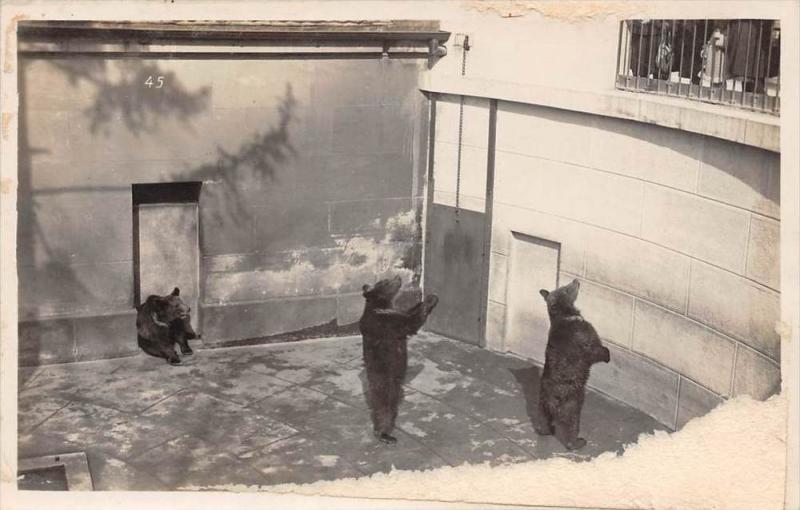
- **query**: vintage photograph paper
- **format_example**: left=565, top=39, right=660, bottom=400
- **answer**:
left=0, top=1, right=798, bottom=509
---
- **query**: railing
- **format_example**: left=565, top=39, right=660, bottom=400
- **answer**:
left=616, top=20, right=780, bottom=115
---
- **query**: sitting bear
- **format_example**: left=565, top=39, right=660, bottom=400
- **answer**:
left=136, top=287, right=200, bottom=365
left=536, top=278, right=610, bottom=450
left=359, top=275, right=438, bottom=444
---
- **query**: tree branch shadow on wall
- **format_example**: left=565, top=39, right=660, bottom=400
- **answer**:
left=17, top=56, right=212, bottom=372
left=185, top=83, right=298, bottom=226
left=47, top=58, right=211, bottom=136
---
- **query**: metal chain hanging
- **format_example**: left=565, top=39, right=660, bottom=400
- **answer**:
left=456, top=96, right=464, bottom=216
left=455, top=36, right=469, bottom=218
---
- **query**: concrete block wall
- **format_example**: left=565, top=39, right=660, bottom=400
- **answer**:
left=18, top=55, right=428, bottom=365
left=484, top=101, right=780, bottom=430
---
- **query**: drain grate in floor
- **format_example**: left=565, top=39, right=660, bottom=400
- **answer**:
left=17, top=452, right=94, bottom=491
left=17, top=465, right=69, bottom=491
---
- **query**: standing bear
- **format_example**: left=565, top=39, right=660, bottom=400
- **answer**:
left=136, top=287, right=200, bottom=365
left=536, top=278, right=610, bottom=450
left=359, top=275, right=438, bottom=444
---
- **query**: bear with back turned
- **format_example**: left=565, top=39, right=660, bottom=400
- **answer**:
left=136, top=287, right=200, bottom=365
left=536, top=278, right=610, bottom=450
left=359, top=275, right=438, bottom=444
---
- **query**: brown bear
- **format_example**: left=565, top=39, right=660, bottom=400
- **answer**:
left=136, top=287, right=199, bottom=365
left=536, top=278, right=610, bottom=450
left=359, top=275, right=438, bottom=444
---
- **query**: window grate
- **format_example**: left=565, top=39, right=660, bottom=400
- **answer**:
left=615, top=19, right=780, bottom=115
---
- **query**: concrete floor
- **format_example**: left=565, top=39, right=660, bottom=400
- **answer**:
left=18, top=332, right=666, bottom=491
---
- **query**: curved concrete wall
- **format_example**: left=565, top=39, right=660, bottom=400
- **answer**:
left=432, top=95, right=780, bottom=430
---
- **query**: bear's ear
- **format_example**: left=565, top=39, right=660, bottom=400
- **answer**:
left=362, top=284, right=372, bottom=296
left=539, top=289, right=549, bottom=299
left=171, top=287, right=180, bottom=296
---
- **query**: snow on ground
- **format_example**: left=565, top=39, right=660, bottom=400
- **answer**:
left=196, top=392, right=787, bottom=510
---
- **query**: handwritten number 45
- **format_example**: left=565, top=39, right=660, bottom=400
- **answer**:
left=144, top=76, right=165, bottom=89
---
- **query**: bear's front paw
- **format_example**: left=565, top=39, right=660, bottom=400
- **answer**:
left=424, top=294, right=439, bottom=311
left=181, top=346, right=194, bottom=355
left=167, top=356, right=182, bottom=366
left=565, top=437, right=587, bottom=450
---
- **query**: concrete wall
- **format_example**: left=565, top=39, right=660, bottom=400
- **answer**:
left=18, top=55, right=428, bottom=365
left=431, top=94, right=780, bottom=430
left=422, top=0, right=783, bottom=431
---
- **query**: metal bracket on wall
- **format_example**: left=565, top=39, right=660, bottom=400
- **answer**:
left=428, top=38, right=448, bottom=69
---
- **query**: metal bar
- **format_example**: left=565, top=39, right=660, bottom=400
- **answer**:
left=478, top=98, right=498, bottom=348
left=710, top=24, right=718, bottom=100
left=723, top=20, right=731, bottom=103
left=636, top=21, right=644, bottom=89
left=764, top=20, right=774, bottom=110
left=699, top=19, right=708, bottom=100
left=753, top=20, right=763, bottom=109
left=661, top=19, right=671, bottom=94
left=775, top=51, right=780, bottom=113
left=647, top=20, right=655, bottom=85
left=623, top=21, right=630, bottom=81
left=19, top=50, right=430, bottom=60
left=616, top=20, right=623, bottom=78
left=689, top=21, right=697, bottom=97
left=678, top=20, right=686, bottom=95
left=742, top=20, right=752, bottom=106
left=456, top=95, right=465, bottom=216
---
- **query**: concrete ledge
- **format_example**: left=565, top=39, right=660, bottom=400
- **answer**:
left=201, top=296, right=339, bottom=345
left=19, top=311, right=138, bottom=366
left=421, top=75, right=779, bottom=153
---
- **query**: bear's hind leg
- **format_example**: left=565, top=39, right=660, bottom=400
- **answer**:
left=388, top=377, right=405, bottom=431
left=554, top=401, right=586, bottom=450
left=554, top=422, right=586, bottom=450
left=161, top=345, right=182, bottom=366
left=534, top=392, right=554, bottom=435
left=174, top=317, right=197, bottom=355
left=176, top=335, right=193, bottom=356
left=138, top=335, right=165, bottom=359
left=366, top=369, right=397, bottom=444
left=373, top=394, right=397, bottom=445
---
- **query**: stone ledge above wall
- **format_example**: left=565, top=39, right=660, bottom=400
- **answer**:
left=421, top=75, right=780, bottom=153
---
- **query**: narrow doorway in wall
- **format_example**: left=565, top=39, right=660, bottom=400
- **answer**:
left=132, top=182, right=202, bottom=331
left=504, top=233, right=560, bottom=362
